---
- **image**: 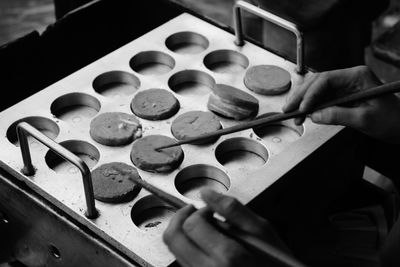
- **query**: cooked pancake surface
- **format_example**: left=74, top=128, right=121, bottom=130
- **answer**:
left=131, top=89, right=180, bottom=120
left=131, top=135, right=183, bottom=173
left=90, top=112, right=142, bottom=146
left=244, top=65, right=291, bottom=95
left=92, top=162, right=141, bottom=203
left=171, top=111, right=222, bottom=143
left=207, top=84, right=259, bottom=120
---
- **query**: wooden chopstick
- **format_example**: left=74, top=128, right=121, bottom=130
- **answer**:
left=113, top=166, right=308, bottom=267
left=156, top=80, right=400, bottom=150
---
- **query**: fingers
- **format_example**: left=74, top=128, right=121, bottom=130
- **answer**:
left=296, top=69, right=349, bottom=112
left=200, top=189, right=290, bottom=251
left=200, top=189, right=267, bottom=233
left=283, top=66, right=380, bottom=116
left=282, top=73, right=318, bottom=112
left=310, top=106, right=366, bottom=129
left=298, top=74, right=330, bottom=112
left=182, top=208, right=247, bottom=261
left=163, top=205, right=212, bottom=267
left=166, top=191, right=290, bottom=266
left=165, top=204, right=250, bottom=266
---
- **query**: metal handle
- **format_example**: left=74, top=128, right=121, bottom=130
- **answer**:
left=16, top=122, right=99, bottom=219
left=234, top=1, right=306, bottom=74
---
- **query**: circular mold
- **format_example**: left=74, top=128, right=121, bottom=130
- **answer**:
left=130, top=51, right=175, bottom=76
left=131, top=195, right=176, bottom=233
left=204, top=50, right=249, bottom=74
left=92, top=71, right=140, bottom=98
left=166, top=31, right=209, bottom=54
left=45, top=140, right=100, bottom=174
left=7, top=117, right=60, bottom=147
left=51, top=93, right=101, bottom=123
left=175, top=164, right=230, bottom=201
left=168, top=70, right=215, bottom=97
left=253, top=112, right=304, bottom=144
left=215, top=138, right=269, bottom=172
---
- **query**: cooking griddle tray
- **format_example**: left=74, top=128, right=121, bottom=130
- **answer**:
left=0, top=13, right=341, bottom=267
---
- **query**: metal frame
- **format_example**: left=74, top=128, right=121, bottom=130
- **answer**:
left=16, top=122, right=98, bottom=219
left=233, top=0, right=306, bottom=74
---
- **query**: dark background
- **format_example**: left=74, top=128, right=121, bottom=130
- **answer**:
left=1, top=0, right=400, bottom=82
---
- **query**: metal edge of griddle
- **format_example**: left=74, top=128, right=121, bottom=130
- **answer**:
left=0, top=164, right=140, bottom=267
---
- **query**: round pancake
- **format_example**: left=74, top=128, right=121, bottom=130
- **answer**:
left=91, top=162, right=141, bottom=203
left=244, top=65, right=291, bottom=95
left=90, top=112, right=142, bottom=146
left=131, top=135, right=184, bottom=173
left=171, top=111, right=222, bottom=144
left=207, top=84, right=259, bottom=120
left=131, top=89, right=180, bottom=120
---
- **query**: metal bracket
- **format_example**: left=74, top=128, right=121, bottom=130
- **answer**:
left=234, top=0, right=306, bottom=74
left=16, top=122, right=98, bottom=219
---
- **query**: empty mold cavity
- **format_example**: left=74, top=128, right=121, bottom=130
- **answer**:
left=93, top=71, right=140, bottom=98
left=215, top=138, right=268, bottom=172
left=51, top=93, right=101, bottom=123
left=253, top=113, right=304, bottom=144
left=175, top=164, right=230, bottom=201
left=130, top=51, right=175, bottom=75
left=204, top=50, right=249, bottom=73
left=168, top=70, right=215, bottom=97
left=45, top=140, right=100, bottom=174
left=131, top=195, right=176, bottom=233
left=166, top=31, right=209, bottom=54
left=7, top=117, right=60, bottom=147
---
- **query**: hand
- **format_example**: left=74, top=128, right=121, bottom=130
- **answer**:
left=163, top=189, right=288, bottom=267
left=283, top=66, right=400, bottom=144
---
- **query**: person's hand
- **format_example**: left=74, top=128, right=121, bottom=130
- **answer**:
left=283, top=65, right=400, bottom=144
left=163, top=189, right=288, bottom=267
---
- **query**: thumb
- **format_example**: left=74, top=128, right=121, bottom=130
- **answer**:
left=310, top=106, right=363, bottom=128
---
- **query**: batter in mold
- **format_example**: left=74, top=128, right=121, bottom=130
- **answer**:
left=90, top=112, right=142, bottom=146
left=171, top=111, right=222, bottom=144
left=208, top=84, right=259, bottom=120
left=131, top=89, right=180, bottom=120
left=91, top=162, right=142, bottom=203
left=244, top=65, right=292, bottom=95
left=131, top=135, right=184, bottom=173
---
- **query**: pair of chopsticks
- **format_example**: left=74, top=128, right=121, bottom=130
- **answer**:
left=156, top=80, right=400, bottom=150
left=114, top=166, right=307, bottom=267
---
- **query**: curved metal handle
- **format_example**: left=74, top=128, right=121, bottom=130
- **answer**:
left=16, top=122, right=99, bottom=219
left=234, top=1, right=306, bottom=74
